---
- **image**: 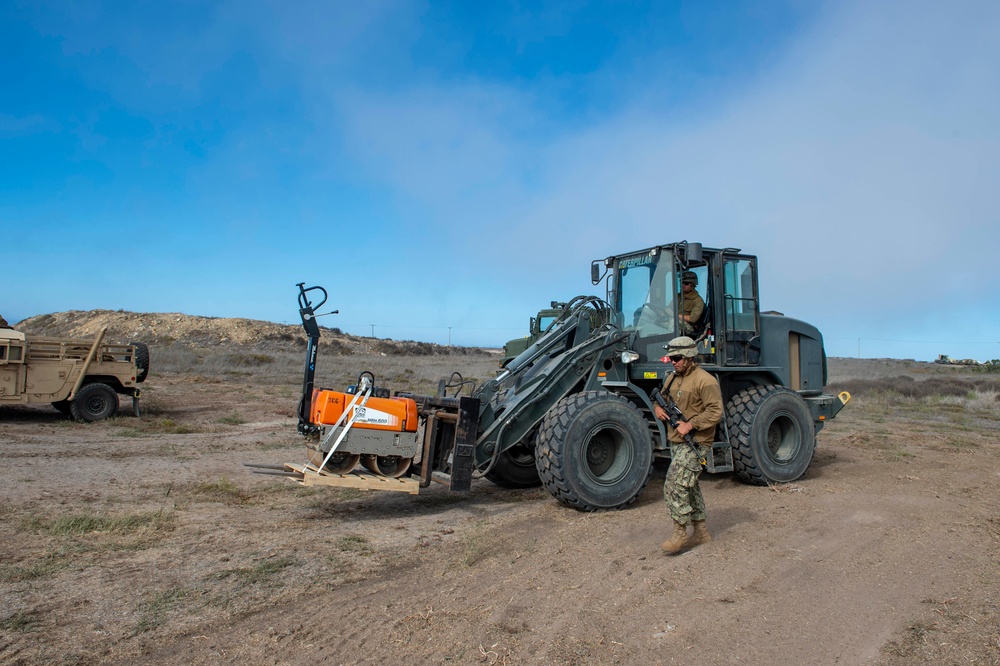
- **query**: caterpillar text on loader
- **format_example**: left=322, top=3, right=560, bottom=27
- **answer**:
left=267, top=244, right=851, bottom=511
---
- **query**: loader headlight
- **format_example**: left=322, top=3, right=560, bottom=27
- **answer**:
left=620, top=351, right=640, bottom=364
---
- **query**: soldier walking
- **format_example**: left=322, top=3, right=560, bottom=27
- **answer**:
left=654, top=336, right=723, bottom=554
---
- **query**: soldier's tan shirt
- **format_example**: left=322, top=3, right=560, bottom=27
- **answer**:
left=681, top=289, right=705, bottom=323
left=660, top=363, right=723, bottom=445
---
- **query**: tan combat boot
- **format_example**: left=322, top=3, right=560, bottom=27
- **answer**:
left=687, top=520, right=712, bottom=547
left=661, top=521, right=689, bottom=555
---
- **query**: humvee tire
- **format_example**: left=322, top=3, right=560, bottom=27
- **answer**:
left=71, top=383, right=119, bottom=423
left=132, top=342, right=150, bottom=383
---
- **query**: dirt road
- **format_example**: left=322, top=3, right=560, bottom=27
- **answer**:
left=1, top=358, right=998, bottom=665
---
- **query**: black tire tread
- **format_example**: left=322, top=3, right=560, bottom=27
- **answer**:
left=726, top=384, right=814, bottom=485
left=536, top=391, right=652, bottom=511
left=70, top=382, right=119, bottom=423
left=484, top=446, right=543, bottom=489
left=131, top=342, right=150, bottom=383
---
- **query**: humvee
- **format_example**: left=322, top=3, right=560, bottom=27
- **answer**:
left=0, top=326, right=149, bottom=421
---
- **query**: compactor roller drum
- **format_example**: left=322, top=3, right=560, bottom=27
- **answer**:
left=306, top=445, right=361, bottom=475
left=535, top=391, right=653, bottom=511
left=361, top=455, right=412, bottom=478
left=727, top=385, right=816, bottom=485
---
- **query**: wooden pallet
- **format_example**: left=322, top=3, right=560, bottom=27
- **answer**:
left=283, top=463, right=420, bottom=494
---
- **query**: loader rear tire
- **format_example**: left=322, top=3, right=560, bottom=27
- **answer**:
left=536, top=391, right=652, bottom=511
left=727, top=385, right=816, bottom=485
left=485, top=443, right=542, bottom=488
left=70, top=383, right=119, bottom=423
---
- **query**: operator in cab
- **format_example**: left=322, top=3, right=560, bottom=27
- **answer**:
left=654, top=336, right=723, bottom=555
left=678, top=271, right=704, bottom=335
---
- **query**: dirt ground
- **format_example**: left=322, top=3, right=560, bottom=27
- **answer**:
left=1, top=355, right=998, bottom=665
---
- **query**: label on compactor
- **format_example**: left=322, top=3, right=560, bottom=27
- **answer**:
left=352, top=406, right=397, bottom=427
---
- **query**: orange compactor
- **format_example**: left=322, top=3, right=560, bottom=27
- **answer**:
left=305, top=385, right=421, bottom=477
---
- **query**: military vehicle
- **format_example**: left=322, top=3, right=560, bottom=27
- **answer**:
left=499, top=302, right=567, bottom=368
left=276, top=242, right=850, bottom=511
left=0, top=326, right=149, bottom=421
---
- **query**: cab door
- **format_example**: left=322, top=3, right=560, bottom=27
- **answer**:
left=721, top=253, right=761, bottom=365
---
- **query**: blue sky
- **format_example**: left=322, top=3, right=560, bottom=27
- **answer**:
left=3, top=0, right=998, bottom=362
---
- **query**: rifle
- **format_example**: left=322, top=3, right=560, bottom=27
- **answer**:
left=651, top=388, right=707, bottom=465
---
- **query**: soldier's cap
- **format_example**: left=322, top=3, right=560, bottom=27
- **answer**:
left=663, top=336, right=698, bottom=358
left=681, top=271, right=698, bottom=285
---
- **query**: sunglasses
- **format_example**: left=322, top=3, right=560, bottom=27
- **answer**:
left=669, top=355, right=684, bottom=363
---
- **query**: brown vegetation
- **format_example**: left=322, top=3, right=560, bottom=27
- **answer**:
left=0, top=313, right=997, bottom=665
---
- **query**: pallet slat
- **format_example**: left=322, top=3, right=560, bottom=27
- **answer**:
left=283, top=463, right=420, bottom=494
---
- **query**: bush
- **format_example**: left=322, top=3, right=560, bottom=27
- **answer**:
left=828, top=375, right=1000, bottom=399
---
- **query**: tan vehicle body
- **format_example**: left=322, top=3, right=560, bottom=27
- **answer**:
left=0, top=327, right=148, bottom=421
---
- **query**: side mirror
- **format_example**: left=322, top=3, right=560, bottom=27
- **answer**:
left=591, top=261, right=604, bottom=285
left=686, top=243, right=703, bottom=264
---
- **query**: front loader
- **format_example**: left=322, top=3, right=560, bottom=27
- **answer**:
left=273, top=242, right=850, bottom=511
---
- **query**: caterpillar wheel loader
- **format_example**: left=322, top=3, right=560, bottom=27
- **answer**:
left=272, top=243, right=850, bottom=511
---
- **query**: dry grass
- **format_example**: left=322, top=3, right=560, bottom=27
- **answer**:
left=151, top=343, right=500, bottom=397
left=214, top=555, right=299, bottom=585
left=460, top=520, right=498, bottom=566
left=828, top=374, right=1000, bottom=401
left=26, top=510, right=173, bottom=537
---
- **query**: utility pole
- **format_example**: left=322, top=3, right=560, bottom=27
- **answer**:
left=448, top=327, right=452, bottom=347
left=370, top=324, right=375, bottom=338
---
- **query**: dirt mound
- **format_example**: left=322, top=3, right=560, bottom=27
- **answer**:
left=15, top=310, right=491, bottom=357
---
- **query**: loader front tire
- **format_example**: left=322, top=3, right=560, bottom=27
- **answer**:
left=727, top=385, right=816, bottom=485
left=536, top=391, right=652, bottom=511
left=71, top=383, right=119, bottom=423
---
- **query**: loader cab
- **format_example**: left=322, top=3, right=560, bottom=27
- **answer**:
left=605, top=243, right=761, bottom=370
left=610, top=247, right=683, bottom=364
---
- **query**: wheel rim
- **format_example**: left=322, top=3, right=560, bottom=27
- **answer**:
left=86, top=395, right=108, bottom=415
left=506, top=444, right=535, bottom=469
left=582, top=424, right=631, bottom=484
left=765, top=411, right=802, bottom=463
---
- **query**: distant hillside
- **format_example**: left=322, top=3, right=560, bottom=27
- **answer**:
left=15, top=310, right=493, bottom=357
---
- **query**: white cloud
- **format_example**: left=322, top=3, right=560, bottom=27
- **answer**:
left=318, top=0, right=1000, bottom=357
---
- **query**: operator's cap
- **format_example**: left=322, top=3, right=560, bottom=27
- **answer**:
left=682, top=271, right=698, bottom=285
left=663, top=336, right=698, bottom=358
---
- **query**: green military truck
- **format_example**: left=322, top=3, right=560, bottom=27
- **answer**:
left=499, top=301, right=567, bottom=367
left=0, top=326, right=149, bottom=421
